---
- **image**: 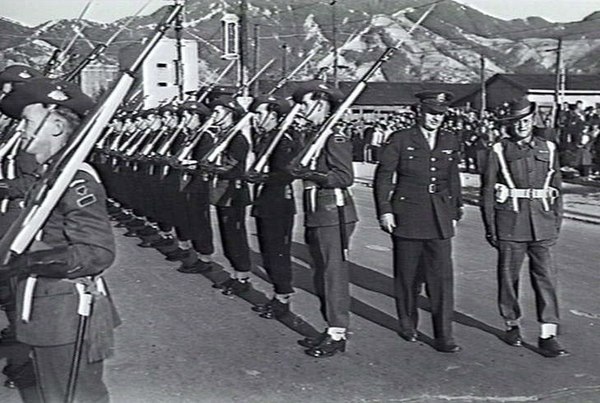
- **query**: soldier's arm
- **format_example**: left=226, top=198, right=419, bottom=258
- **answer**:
left=449, top=135, right=463, bottom=220
left=479, top=148, right=499, bottom=237
left=551, top=147, right=563, bottom=232
left=373, top=132, right=401, bottom=217
left=23, top=169, right=116, bottom=279
left=320, top=133, right=354, bottom=188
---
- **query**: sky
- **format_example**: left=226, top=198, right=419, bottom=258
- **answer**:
left=0, top=0, right=598, bottom=26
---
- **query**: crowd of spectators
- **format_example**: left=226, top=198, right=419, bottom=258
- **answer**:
left=344, top=101, right=600, bottom=180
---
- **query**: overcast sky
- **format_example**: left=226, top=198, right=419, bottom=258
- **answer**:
left=0, top=0, right=598, bottom=26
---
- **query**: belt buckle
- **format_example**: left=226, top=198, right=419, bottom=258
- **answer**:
left=428, top=184, right=436, bottom=194
left=526, top=188, right=533, bottom=200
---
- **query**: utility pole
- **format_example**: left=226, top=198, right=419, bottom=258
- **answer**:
left=480, top=55, right=486, bottom=119
left=174, top=6, right=184, bottom=100
left=552, top=37, right=563, bottom=127
left=281, top=43, right=288, bottom=79
left=238, top=0, right=249, bottom=95
left=252, top=24, right=260, bottom=95
left=331, top=0, right=338, bottom=87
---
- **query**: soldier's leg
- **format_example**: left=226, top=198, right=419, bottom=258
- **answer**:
left=422, top=238, right=454, bottom=341
left=527, top=239, right=560, bottom=324
left=392, top=237, right=424, bottom=335
left=216, top=205, right=251, bottom=273
left=256, top=214, right=294, bottom=295
left=33, top=344, right=108, bottom=403
left=306, top=224, right=354, bottom=331
left=497, top=240, right=528, bottom=323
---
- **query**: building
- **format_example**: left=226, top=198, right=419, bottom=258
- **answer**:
left=453, top=73, right=600, bottom=112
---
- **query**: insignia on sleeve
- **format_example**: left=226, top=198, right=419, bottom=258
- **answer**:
left=74, top=184, right=97, bottom=208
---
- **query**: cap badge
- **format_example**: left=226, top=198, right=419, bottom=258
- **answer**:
left=436, top=93, right=446, bottom=103
left=18, top=71, right=32, bottom=79
left=48, top=87, right=69, bottom=102
left=318, top=84, right=328, bottom=90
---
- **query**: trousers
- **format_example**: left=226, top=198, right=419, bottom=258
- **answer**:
left=256, top=215, right=294, bottom=294
left=497, top=239, right=560, bottom=323
left=392, top=237, right=455, bottom=341
left=306, top=223, right=355, bottom=328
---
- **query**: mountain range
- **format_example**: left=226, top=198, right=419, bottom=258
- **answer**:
left=0, top=0, right=599, bottom=84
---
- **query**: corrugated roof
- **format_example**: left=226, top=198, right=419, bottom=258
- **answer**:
left=496, top=74, right=600, bottom=91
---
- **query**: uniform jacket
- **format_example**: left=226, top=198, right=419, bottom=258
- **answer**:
left=16, top=163, right=119, bottom=358
left=209, top=132, right=251, bottom=207
left=480, top=136, right=563, bottom=242
left=251, top=129, right=300, bottom=218
left=374, top=125, right=462, bottom=239
left=302, top=128, right=358, bottom=228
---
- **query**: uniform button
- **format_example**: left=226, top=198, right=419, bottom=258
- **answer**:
left=431, top=177, right=437, bottom=182
left=408, top=156, right=414, bottom=159
left=430, top=157, right=436, bottom=162
left=430, top=167, right=437, bottom=171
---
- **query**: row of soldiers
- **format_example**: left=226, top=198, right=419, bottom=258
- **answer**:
left=0, top=61, right=569, bottom=402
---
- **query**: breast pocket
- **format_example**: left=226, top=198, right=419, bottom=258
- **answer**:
left=400, top=150, right=429, bottom=173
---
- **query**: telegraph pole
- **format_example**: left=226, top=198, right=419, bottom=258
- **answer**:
left=174, top=6, right=184, bottom=100
left=480, top=55, right=486, bottom=119
left=238, top=0, right=249, bottom=95
left=331, top=0, right=338, bottom=87
left=252, top=24, right=260, bottom=95
left=552, top=37, right=563, bottom=127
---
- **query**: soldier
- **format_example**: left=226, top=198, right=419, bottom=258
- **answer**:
left=480, top=98, right=568, bottom=357
left=291, top=80, right=359, bottom=358
left=373, top=90, right=463, bottom=353
left=247, top=95, right=298, bottom=319
left=172, top=101, right=216, bottom=272
left=205, top=96, right=254, bottom=295
left=0, top=77, right=120, bottom=401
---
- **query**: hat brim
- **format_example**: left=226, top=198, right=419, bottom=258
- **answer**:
left=498, top=108, right=535, bottom=122
left=421, top=103, right=448, bottom=114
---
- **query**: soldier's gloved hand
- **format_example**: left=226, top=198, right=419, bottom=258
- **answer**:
left=292, top=166, right=328, bottom=184
left=245, top=171, right=270, bottom=183
left=379, top=213, right=396, bottom=234
left=485, top=233, right=498, bottom=249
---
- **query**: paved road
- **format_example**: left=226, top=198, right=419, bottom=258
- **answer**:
left=1, top=183, right=599, bottom=402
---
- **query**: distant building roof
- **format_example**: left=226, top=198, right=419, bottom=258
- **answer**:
left=258, top=80, right=479, bottom=106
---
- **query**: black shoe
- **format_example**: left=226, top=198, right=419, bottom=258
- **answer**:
left=298, top=332, right=327, bottom=348
left=252, top=299, right=290, bottom=319
left=177, top=260, right=212, bottom=274
left=538, top=336, right=569, bottom=357
left=434, top=339, right=461, bottom=353
left=219, top=278, right=250, bottom=296
left=304, top=335, right=346, bottom=358
left=165, top=249, right=191, bottom=262
left=138, top=240, right=155, bottom=248
left=398, top=329, right=418, bottom=343
left=504, top=326, right=522, bottom=347
left=122, top=230, right=138, bottom=237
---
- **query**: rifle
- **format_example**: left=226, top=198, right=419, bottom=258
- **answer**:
left=246, top=103, right=302, bottom=176
left=0, top=3, right=185, bottom=262
left=63, top=9, right=144, bottom=82
left=287, top=4, right=436, bottom=172
left=175, top=59, right=275, bottom=165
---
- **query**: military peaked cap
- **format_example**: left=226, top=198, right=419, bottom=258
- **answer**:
left=414, top=90, right=454, bottom=113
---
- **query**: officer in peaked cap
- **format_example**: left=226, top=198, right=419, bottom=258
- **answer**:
left=374, top=89, right=463, bottom=353
left=480, top=97, right=567, bottom=357
left=0, top=77, right=119, bottom=402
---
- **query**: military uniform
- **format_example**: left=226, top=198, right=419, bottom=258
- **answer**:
left=301, top=127, right=358, bottom=329
left=251, top=128, right=300, bottom=296
left=480, top=136, right=563, bottom=324
left=374, top=124, right=462, bottom=344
